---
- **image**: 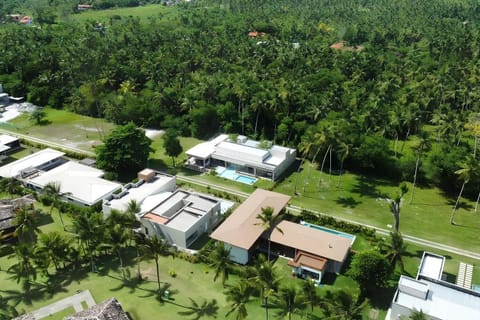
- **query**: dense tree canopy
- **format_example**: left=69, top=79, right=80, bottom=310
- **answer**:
left=96, top=122, right=152, bottom=175
left=1, top=0, right=480, bottom=195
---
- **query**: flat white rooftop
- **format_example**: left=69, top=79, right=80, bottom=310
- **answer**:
left=186, top=134, right=228, bottom=159
left=395, top=275, right=480, bottom=320
left=0, top=148, right=65, bottom=178
left=142, top=190, right=219, bottom=232
left=104, top=173, right=175, bottom=212
left=0, top=134, right=18, bottom=145
left=417, top=252, right=445, bottom=280
left=28, top=161, right=121, bottom=206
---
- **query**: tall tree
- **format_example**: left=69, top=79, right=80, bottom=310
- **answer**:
left=450, top=155, right=478, bottom=224
left=37, top=231, right=71, bottom=272
left=381, top=232, right=408, bottom=273
left=96, top=122, right=152, bottom=175
left=43, top=182, right=67, bottom=229
left=410, top=132, right=430, bottom=204
left=387, top=183, right=408, bottom=232
left=137, top=235, right=176, bottom=292
left=225, top=281, right=253, bottom=320
left=14, top=206, right=40, bottom=242
left=8, top=243, right=37, bottom=291
left=209, top=243, right=232, bottom=287
left=104, top=223, right=131, bottom=279
left=324, top=290, right=368, bottom=320
left=162, top=129, right=183, bottom=168
left=255, top=206, right=283, bottom=262
left=348, top=250, right=391, bottom=298
left=302, top=279, right=320, bottom=314
left=271, top=285, right=306, bottom=320
left=248, top=255, right=280, bottom=320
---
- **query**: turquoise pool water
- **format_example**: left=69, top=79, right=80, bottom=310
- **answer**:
left=473, top=284, right=480, bottom=293
left=216, top=166, right=257, bottom=185
left=300, top=221, right=356, bottom=244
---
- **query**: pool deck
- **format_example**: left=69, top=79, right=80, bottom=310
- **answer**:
left=215, top=166, right=257, bottom=185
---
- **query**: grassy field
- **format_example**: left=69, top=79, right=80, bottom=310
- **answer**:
left=3, top=108, right=114, bottom=152
left=69, top=4, right=175, bottom=24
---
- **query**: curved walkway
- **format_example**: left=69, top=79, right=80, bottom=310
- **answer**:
left=177, top=175, right=480, bottom=260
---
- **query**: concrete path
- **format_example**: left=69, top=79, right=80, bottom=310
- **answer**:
left=177, top=175, right=480, bottom=260
left=31, top=290, right=95, bottom=319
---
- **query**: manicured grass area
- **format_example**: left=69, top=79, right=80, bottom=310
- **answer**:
left=273, top=161, right=480, bottom=252
left=2, top=108, right=114, bottom=152
left=70, top=4, right=175, bottom=24
left=149, top=135, right=202, bottom=171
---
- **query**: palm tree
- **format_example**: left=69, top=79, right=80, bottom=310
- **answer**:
left=409, top=132, right=430, bottom=204
left=381, top=232, right=408, bottom=273
left=177, top=298, right=218, bottom=320
left=255, top=206, right=283, bottom=262
left=407, top=309, right=430, bottom=320
left=14, top=206, right=40, bottom=242
left=104, top=223, right=131, bottom=279
left=137, top=235, right=176, bottom=292
left=324, top=290, right=368, bottom=320
left=336, top=141, right=350, bottom=188
left=71, top=211, right=105, bottom=272
left=37, top=231, right=71, bottom=271
left=0, top=294, right=18, bottom=319
left=8, top=243, right=37, bottom=291
left=248, top=256, right=281, bottom=320
left=302, top=279, right=320, bottom=314
left=271, top=285, right=306, bottom=320
left=450, top=155, right=478, bottom=224
left=387, top=183, right=408, bottom=232
left=43, top=182, right=67, bottom=228
left=225, top=281, right=253, bottom=320
left=0, top=177, right=21, bottom=195
left=209, top=243, right=232, bottom=287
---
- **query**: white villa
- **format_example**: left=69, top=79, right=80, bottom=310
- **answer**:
left=0, top=148, right=65, bottom=179
left=138, top=189, right=221, bottom=249
left=186, top=134, right=296, bottom=180
left=27, top=161, right=122, bottom=207
left=102, top=169, right=176, bottom=216
left=387, top=252, right=480, bottom=320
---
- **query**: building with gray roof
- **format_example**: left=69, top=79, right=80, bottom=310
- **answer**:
left=387, top=252, right=480, bottom=320
left=139, top=189, right=221, bottom=249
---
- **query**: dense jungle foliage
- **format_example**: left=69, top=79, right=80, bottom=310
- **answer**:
left=1, top=0, right=480, bottom=196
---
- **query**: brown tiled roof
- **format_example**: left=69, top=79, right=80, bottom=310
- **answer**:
left=143, top=212, right=169, bottom=224
left=269, top=221, right=351, bottom=262
left=210, top=189, right=290, bottom=250
left=65, top=298, right=129, bottom=320
left=288, top=251, right=327, bottom=271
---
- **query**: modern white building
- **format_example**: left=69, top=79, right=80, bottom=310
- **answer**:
left=139, top=189, right=221, bottom=249
left=0, top=134, right=20, bottom=155
left=387, top=252, right=480, bottom=320
left=0, top=148, right=65, bottom=179
left=186, top=134, right=296, bottom=180
left=102, top=169, right=176, bottom=215
left=27, top=161, right=122, bottom=207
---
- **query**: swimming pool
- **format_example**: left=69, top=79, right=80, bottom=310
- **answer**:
left=300, top=221, right=356, bottom=245
left=215, top=166, right=257, bottom=185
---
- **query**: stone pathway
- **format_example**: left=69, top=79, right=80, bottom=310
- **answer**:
left=31, top=290, right=95, bottom=319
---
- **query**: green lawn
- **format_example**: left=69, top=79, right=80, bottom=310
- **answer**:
left=69, top=4, right=175, bottom=24
left=2, top=108, right=114, bottom=152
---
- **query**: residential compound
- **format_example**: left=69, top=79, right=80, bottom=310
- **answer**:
left=186, top=134, right=296, bottom=180
left=210, top=189, right=353, bottom=285
left=387, top=252, right=480, bottom=320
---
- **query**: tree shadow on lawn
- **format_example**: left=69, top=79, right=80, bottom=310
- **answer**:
left=444, top=198, right=474, bottom=211
left=349, top=175, right=392, bottom=199
left=36, top=212, right=54, bottom=227
left=335, top=196, right=362, bottom=208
